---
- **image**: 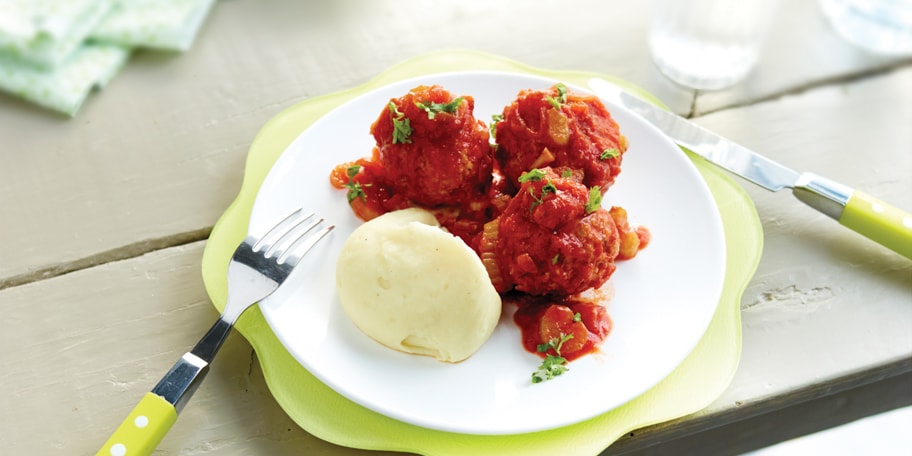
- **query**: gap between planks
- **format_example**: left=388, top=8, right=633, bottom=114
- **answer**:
left=608, top=357, right=912, bottom=455
left=693, top=58, right=912, bottom=117
left=0, top=227, right=212, bottom=291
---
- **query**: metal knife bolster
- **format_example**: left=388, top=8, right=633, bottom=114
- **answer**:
left=793, top=173, right=853, bottom=220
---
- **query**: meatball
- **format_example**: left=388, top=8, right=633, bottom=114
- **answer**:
left=370, top=85, right=493, bottom=207
left=494, top=84, right=627, bottom=192
left=486, top=167, right=620, bottom=296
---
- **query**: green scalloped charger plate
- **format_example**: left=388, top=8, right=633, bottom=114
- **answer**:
left=200, top=50, right=762, bottom=455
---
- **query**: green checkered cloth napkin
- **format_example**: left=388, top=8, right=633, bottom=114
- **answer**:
left=0, top=0, right=214, bottom=116
left=0, top=43, right=129, bottom=114
left=0, top=0, right=116, bottom=69
left=91, top=0, right=215, bottom=51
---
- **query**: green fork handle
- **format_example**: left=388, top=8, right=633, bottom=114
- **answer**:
left=98, top=318, right=227, bottom=455
left=97, top=392, right=177, bottom=456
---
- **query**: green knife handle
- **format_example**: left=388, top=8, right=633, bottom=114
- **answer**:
left=794, top=173, right=912, bottom=260
left=840, top=191, right=912, bottom=260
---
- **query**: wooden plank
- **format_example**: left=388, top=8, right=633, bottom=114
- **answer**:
left=2, top=232, right=907, bottom=454
left=2, top=1, right=910, bottom=454
left=610, top=369, right=912, bottom=455
left=680, top=64, right=912, bottom=444
left=611, top=65, right=912, bottom=454
left=0, top=241, right=399, bottom=455
left=1, top=0, right=907, bottom=283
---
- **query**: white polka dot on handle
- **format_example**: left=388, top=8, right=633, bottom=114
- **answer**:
left=903, top=217, right=912, bottom=229
left=110, top=443, right=126, bottom=456
left=872, top=203, right=884, bottom=213
left=134, top=415, right=149, bottom=428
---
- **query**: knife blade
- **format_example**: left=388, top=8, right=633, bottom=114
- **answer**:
left=588, top=78, right=912, bottom=260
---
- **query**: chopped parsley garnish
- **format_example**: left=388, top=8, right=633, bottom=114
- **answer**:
left=388, top=102, right=412, bottom=144
left=585, top=186, right=602, bottom=214
left=532, top=333, right=573, bottom=383
left=560, top=169, right=573, bottom=178
left=573, top=312, right=582, bottom=322
left=490, top=113, right=504, bottom=137
left=415, top=97, right=464, bottom=119
left=546, top=83, right=569, bottom=109
left=519, top=169, right=558, bottom=211
left=344, top=165, right=368, bottom=203
left=551, top=254, right=560, bottom=265
left=528, top=183, right=555, bottom=210
left=600, top=148, right=619, bottom=160
left=518, top=168, right=547, bottom=183
left=542, top=180, right=557, bottom=195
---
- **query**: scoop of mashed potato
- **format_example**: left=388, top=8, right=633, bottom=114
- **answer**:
left=336, top=208, right=501, bottom=362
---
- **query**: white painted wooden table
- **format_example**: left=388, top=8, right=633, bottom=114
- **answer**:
left=2, top=1, right=910, bottom=454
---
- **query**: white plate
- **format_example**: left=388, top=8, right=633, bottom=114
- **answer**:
left=249, top=71, right=726, bottom=435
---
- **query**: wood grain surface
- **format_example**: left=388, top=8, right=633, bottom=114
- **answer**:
left=1, top=1, right=910, bottom=455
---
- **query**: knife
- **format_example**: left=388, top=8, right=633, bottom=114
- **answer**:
left=588, top=78, right=912, bottom=260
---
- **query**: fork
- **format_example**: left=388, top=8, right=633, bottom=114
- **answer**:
left=98, top=208, right=333, bottom=456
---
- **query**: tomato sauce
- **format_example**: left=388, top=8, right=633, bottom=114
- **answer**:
left=511, top=294, right=612, bottom=361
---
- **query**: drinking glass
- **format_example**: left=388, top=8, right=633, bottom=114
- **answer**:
left=649, top=0, right=782, bottom=90
left=821, top=0, right=912, bottom=55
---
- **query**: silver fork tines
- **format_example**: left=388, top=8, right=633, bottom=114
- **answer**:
left=252, top=208, right=313, bottom=254
left=148, top=206, right=333, bottom=415
left=277, top=221, right=332, bottom=265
